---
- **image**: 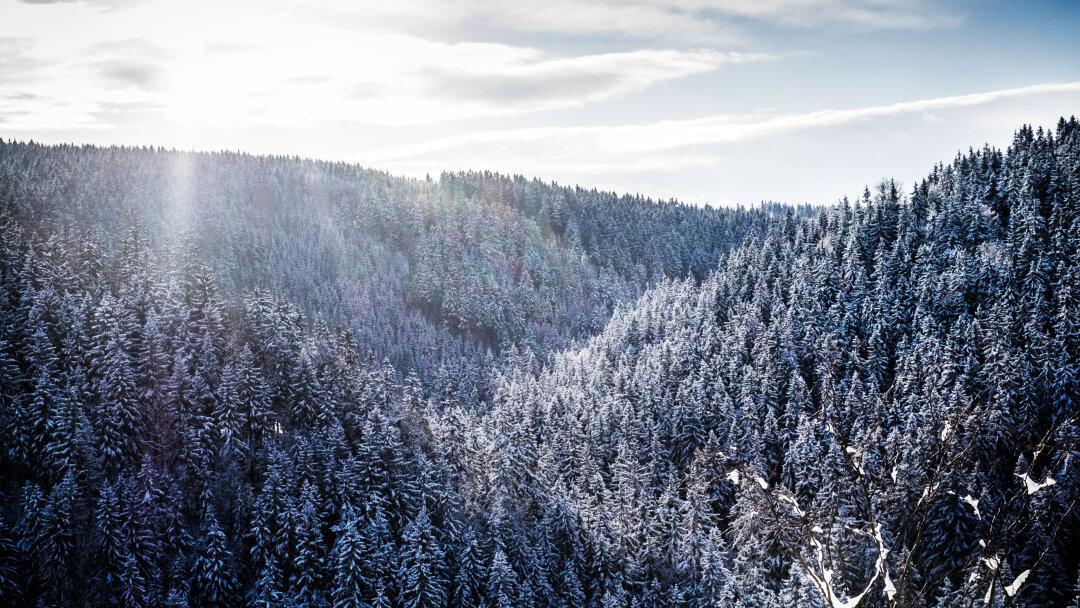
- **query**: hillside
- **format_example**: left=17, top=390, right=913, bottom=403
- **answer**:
left=1, top=118, right=1078, bottom=608
left=0, top=141, right=783, bottom=398
left=478, top=119, right=1080, bottom=607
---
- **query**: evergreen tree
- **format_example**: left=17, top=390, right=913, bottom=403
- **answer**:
left=400, top=506, right=448, bottom=608
left=192, top=507, right=238, bottom=608
left=331, top=513, right=369, bottom=608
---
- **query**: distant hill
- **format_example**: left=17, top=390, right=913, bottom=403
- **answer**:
left=0, top=141, right=786, bottom=398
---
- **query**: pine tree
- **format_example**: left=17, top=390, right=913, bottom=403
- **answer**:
left=487, top=549, right=519, bottom=608
left=90, top=295, right=142, bottom=472
left=192, top=507, right=237, bottom=608
left=452, top=529, right=485, bottom=608
left=253, top=553, right=286, bottom=608
left=292, top=480, right=328, bottom=607
left=331, top=513, right=369, bottom=608
left=400, top=506, right=448, bottom=608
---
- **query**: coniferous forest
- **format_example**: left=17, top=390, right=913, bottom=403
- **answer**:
left=1, top=118, right=1079, bottom=608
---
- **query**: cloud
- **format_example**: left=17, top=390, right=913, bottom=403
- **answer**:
left=319, top=0, right=961, bottom=44
left=0, top=91, right=111, bottom=130
left=16, top=0, right=133, bottom=7
left=0, top=37, right=48, bottom=84
left=424, top=68, right=626, bottom=109
left=87, top=37, right=173, bottom=59
left=0, top=0, right=960, bottom=136
left=87, top=39, right=173, bottom=91
left=202, top=41, right=260, bottom=54
left=679, top=0, right=962, bottom=29
left=15, top=0, right=133, bottom=8
left=302, top=0, right=745, bottom=45
left=157, top=41, right=766, bottom=127
left=0, top=0, right=773, bottom=130
left=364, top=81, right=1080, bottom=174
left=0, top=24, right=172, bottom=129
left=420, top=50, right=764, bottom=112
left=97, top=59, right=165, bottom=91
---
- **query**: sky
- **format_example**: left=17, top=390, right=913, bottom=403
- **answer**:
left=1, top=0, right=1078, bottom=207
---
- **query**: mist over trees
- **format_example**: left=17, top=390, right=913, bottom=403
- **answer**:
left=1, top=118, right=1079, bottom=608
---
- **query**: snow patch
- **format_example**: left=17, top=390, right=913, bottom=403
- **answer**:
left=962, top=494, right=980, bottom=518
left=872, top=523, right=895, bottom=602
left=882, top=571, right=896, bottom=602
left=804, top=522, right=891, bottom=608
left=1005, top=570, right=1030, bottom=597
left=778, top=493, right=805, bottom=517
left=1016, top=472, right=1056, bottom=495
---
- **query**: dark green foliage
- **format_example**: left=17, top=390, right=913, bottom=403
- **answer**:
left=0, top=118, right=1078, bottom=608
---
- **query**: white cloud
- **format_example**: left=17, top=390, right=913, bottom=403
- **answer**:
left=363, top=81, right=1080, bottom=175
left=333, top=0, right=745, bottom=44
left=164, top=43, right=760, bottom=128
left=0, top=92, right=110, bottom=131
left=0, top=0, right=961, bottom=132
left=0, top=0, right=770, bottom=130
left=690, top=0, right=962, bottom=29
left=316, top=0, right=960, bottom=43
left=420, top=49, right=768, bottom=110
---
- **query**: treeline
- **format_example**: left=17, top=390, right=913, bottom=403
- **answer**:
left=0, top=118, right=1078, bottom=608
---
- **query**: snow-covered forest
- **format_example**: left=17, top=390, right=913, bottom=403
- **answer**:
left=1, top=118, right=1079, bottom=608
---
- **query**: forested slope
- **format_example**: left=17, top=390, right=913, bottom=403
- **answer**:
left=1, top=119, right=1079, bottom=608
left=478, top=119, right=1080, bottom=607
left=0, top=141, right=779, bottom=397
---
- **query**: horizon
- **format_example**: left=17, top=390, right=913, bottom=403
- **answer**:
left=3, top=113, right=1075, bottom=211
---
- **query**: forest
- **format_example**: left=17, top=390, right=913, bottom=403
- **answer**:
left=0, top=117, right=1078, bottom=608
